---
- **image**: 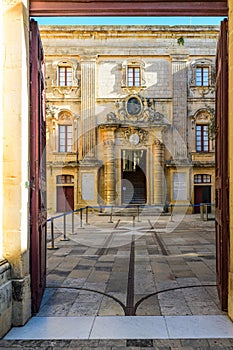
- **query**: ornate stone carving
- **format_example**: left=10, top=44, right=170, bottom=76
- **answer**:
left=189, top=58, right=215, bottom=96
left=122, top=127, right=148, bottom=145
left=191, top=108, right=213, bottom=125
left=107, top=95, right=167, bottom=125
left=58, top=113, right=72, bottom=121
left=121, top=59, right=146, bottom=94
left=154, top=138, right=162, bottom=146
left=52, top=86, right=80, bottom=98
left=103, top=140, right=115, bottom=147
left=51, top=59, right=80, bottom=98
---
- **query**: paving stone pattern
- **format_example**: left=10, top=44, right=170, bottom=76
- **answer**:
left=1, top=338, right=233, bottom=349
left=2, top=213, right=232, bottom=349
left=42, top=213, right=221, bottom=318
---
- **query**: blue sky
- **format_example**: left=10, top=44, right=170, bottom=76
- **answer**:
left=34, top=16, right=225, bottom=26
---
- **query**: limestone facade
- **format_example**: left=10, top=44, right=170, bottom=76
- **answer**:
left=41, top=25, right=218, bottom=215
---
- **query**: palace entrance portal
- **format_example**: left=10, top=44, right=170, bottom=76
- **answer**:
left=122, top=150, right=147, bottom=205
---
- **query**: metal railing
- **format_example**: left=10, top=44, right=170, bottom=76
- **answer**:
left=47, top=203, right=216, bottom=249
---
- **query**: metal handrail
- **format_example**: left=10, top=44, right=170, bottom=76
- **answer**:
left=47, top=203, right=216, bottom=249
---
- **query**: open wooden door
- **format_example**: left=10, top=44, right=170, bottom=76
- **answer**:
left=215, top=18, right=229, bottom=311
left=30, top=19, right=47, bottom=314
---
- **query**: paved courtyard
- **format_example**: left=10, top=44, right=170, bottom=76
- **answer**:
left=42, top=211, right=220, bottom=317
left=3, top=211, right=233, bottom=349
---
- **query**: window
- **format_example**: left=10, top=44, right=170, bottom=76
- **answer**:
left=121, top=60, right=145, bottom=92
left=194, top=174, right=211, bottom=184
left=196, top=67, right=209, bottom=86
left=58, top=66, right=72, bottom=86
left=56, top=175, right=74, bottom=184
left=190, top=59, right=214, bottom=88
left=58, top=125, right=72, bottom=152
left=127, top=66, right=141, bottom=87
left=196, top=125, right=209, bottom=152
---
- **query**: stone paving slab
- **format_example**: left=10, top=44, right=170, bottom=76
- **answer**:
left=1, top=338, right=233, bottom=349
left=44, top=214, right=222, bottom=318
left=2, top=213, right=231, bottom=346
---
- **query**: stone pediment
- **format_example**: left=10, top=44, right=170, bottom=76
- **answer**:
left=107, top=95, right=168, bottom=126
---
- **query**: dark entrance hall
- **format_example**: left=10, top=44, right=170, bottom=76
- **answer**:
left=122, top=150, right=146, bottom=205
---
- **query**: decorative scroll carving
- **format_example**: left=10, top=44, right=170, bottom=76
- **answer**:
left=121, top=127, right=148, bottom=145
left=154, top=138, right=162, bottom=146
left=58, top=111, right=72, bottom=123
left=51, top=59, right=80, bottom=97
left=52, top=86, right=80, bottom=98
left=107, top=95, right=167, bottom=125
left=121, top=59, right=146, bottom=94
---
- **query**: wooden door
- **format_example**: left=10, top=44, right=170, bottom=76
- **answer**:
left=194, top=186, right=211, bottom=214
left=215, top=19, right=229, bottom=311
left=194, top=187, right=203, bottom=214
left=30, top=19, right=47, bottom=314
left=57, top=186, right=74, bottom=212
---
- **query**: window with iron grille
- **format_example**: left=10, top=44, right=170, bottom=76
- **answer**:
left=196, top=124, right=209, bottom=152
left=58, top=125, right=72, bottom=152
left=58, top=66, right=72, bottom=86
left=127, top=66, right=141, bottom=87
left=194, top=174, right=211, bottom=184
left=196, top=67, right=209, bottom=86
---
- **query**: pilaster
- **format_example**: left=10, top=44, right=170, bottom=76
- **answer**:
left=153, top=139, right=165, bottom=206
left=80, top=56, right=97, bottom=160
left=103, top=126, right=117, bottom=205
left=171, top=54, right=188, bottom=159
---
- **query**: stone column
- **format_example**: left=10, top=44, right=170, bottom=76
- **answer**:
left=103, top=127, right=116, bottom=205
left=1, top=0, right=31, bottom=335
left=171, top=54, right=188, bottom=159
left=153, top=139, right=165, bottom=205
left=80, top=56, right=96, bottom=160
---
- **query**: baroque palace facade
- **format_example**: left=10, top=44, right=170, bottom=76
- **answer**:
left=40, top=25, right=218, bottom=214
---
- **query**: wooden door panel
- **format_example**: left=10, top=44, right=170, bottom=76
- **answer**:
left=30, top=19, right=47, bottom=314
left=215, top=19, right=229, bottom=311
left=57, top=186, right=74, bottom=212
left=57, top=187, right=65, bottom=212
left=194, top=187, right=202, bottom=213
left=65, top=186, right=74, bottom=211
